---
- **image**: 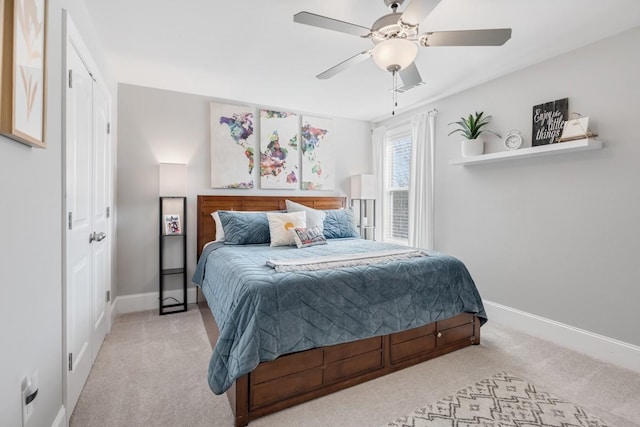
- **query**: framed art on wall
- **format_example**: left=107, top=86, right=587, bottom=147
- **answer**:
left=0, top=0, right=47, bottom=148
left=210, top=102, right=255, bottom=189
left=301, top=115, right=334, bottom=191
left=259, top=109, right=299, bottom=190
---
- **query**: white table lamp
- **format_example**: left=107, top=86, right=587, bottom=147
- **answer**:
left=159, top=163, right=187, bottom=197
left=350, top=174, right=376, bottom=200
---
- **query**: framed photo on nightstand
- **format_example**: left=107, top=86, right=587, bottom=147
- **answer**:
left=164, top=214, right=182, bottom=235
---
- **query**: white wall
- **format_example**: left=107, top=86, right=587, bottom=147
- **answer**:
left=115, top=84, right=372, bottom=297
left=0, top=1, right=114, bottom=425
left=378, top=26, right=640, bottom=346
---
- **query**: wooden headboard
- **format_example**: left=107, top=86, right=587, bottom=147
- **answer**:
left=197, top=195, right=347, bottom=258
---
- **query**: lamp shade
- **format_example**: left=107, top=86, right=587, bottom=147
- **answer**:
left=372, top=38, right=417, bottom=72
left=350, top=174, right=376, bottom=200
left=159, top=163, right=187, bottom=197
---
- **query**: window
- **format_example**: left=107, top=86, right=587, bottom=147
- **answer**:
left=383, top=127, right=411, bottom=245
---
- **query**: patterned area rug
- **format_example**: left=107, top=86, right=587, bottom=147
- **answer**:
left=385, top=372, right=608, bottom=427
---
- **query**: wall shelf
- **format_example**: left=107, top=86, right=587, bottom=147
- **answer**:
left=449, top=138, right=602, bottom=166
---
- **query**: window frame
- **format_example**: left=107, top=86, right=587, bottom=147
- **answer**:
left=382, top=125, right=412, bottom=246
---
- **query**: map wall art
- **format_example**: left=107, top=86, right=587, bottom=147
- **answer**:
left=210, top=103, right=255, bottom=189
left=259, top=110, right=299, bottom=190
left=301, top=116, right=334, bottom=191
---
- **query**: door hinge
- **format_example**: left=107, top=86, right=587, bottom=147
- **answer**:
left=68, top=212, right=73, bottom=230
left=68, top=353, right=73, bottom=371
left=106, top=206, right=110, bottom=218
left=106, top=290, right=111, bottom=302
left=107, top=122, right=111, bottom=135
left=68, top=70, right=73, bottom=88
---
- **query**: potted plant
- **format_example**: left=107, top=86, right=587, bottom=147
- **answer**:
left=448, top=111, right=501, bottom=157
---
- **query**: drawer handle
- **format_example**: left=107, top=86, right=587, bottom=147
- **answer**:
left=436, top=332, right=442, bottom=338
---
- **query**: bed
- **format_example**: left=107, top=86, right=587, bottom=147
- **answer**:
left=194, top=195, right=486, bottom=427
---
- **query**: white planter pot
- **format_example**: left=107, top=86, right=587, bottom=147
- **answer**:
left=461, top=139, right=484, bottom=157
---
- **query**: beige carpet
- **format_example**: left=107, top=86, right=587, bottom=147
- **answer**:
left=70, top=306, right=640, bottom=427
left=70, top=308, right=233, bottom=427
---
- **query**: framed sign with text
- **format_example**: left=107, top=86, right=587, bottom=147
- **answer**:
left=532, top=98, right=568, bottom=146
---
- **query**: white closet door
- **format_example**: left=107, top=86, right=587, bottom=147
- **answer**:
left=65, top=41, right=94, bottom=413
left=91, top=83, right=110, bottom=362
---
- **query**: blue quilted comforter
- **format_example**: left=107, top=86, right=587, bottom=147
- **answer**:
left=192, top=238, right=486, bottom=394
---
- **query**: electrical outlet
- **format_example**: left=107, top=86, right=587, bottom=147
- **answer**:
left=21, top=370, right=38, bottom=426
left=21, top=379, right=32, bottom=426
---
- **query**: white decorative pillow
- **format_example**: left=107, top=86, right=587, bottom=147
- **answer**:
left=285, top=200, right=326, bottom=231
left=291, top=226, right=328, bottom=249
left=210, top=211, right=225, bottom=242
left=267, top=211, right=306, bottom=247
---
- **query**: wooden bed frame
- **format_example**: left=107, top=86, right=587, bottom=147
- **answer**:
left=196, top=195, right=481, bottom=427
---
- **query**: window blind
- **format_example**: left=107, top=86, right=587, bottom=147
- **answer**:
left=384, top=130, right=411, bottom=243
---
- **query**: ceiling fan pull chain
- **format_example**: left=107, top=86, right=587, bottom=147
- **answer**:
left=392, top=70, right=398, bottom=116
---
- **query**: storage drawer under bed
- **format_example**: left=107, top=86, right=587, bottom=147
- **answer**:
left=249, top=336, right=383, bottom=409
left=248, top=313, right=476, bottom=409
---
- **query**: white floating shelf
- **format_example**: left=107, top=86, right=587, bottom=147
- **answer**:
left=449, top=138, right=602, bottom=166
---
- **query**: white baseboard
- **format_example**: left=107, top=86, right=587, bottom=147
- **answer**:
left=112, top=287, right=198, bottom=316
left=483, top=300, right=640, bottom=374
left=110, top=299, right=118, bottom=329
left=51, top=406, right=66, bottom=427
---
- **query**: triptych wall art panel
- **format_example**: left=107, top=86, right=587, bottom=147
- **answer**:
left=210, top=103, right=335, bottom=191
left=259, top=110, right=299, bottom=190
left=210, top=103, right=255, bottom=189
left=301, top=116, right=334, bottom=191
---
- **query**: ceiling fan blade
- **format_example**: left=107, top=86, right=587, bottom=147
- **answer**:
left=421, top=28, right=512, bottom=47
left=316, top=51, right=372, bottom=79
left=400, top=0, right=441, bottom=26
left=294, top=12, right=370, bottom=37
left=397, top=62, right=424, bottom=92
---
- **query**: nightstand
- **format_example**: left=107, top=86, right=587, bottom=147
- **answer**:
left=159, top=196, right=187, bottom=314
left=351, top=198, right=376, bottom=240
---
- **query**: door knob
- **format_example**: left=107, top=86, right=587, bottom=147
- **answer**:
left=89, top=232, right=107, bottom=243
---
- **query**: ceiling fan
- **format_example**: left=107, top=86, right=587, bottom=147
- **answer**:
left=294, top=0, right=512, bottom=93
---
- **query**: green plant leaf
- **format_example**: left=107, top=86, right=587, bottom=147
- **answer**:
left=448, top=111, right=500, bottom=140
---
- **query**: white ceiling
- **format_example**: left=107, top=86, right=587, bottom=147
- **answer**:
left=84, top=0, right=640, bottom=122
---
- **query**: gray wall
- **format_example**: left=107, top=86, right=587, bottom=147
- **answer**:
left=379, top=26, right=640, bottom=346
left=116, top=84, right=372, bottom=298
left=0, top=1, right=114, bottom=425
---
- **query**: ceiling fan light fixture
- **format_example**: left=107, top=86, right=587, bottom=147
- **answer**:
left=371, top=38, right=417, bottom=72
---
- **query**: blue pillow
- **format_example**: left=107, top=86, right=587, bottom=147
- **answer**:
left=323, top=209, right=360, bottom=239
left=218, top=211, right=270, bottom=245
